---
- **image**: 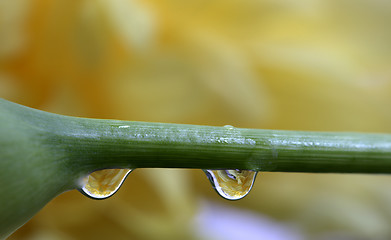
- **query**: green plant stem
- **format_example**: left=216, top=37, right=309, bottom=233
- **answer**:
left=1, top=98, right=391, bottom=238
left=5, top=98, right=391, bottom=177
left=65, top=118, right=391, bottom=175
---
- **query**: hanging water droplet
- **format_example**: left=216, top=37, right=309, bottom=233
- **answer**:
left=78, top=169, right=132, bottom=199
left=203, top=169, right=257, bottom=200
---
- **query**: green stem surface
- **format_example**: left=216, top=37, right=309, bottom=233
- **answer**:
left=66, top=119, right=391, bottom=174
left=6, top=98, right=391, bottom=176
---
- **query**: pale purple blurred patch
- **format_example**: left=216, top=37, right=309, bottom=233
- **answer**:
left=193, top=200, right=303, bottom=240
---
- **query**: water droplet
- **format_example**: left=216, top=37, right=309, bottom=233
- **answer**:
left=224, top=125, right=235, bottom=130
left=79, top=169, right=132, bottom=199
left=203, top=169, right=257, bottom=200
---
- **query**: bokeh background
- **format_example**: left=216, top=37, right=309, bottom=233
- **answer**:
left=2, top=0, right=391, bottom=239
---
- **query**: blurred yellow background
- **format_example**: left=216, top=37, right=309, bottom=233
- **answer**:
left=1, top=0, right=391, bottom=239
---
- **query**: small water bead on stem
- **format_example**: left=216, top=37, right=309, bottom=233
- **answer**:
left=203, top=169, right=257, bottom=200
left=78, top=169, right=133, bottom=199
left=224, top=125, right=235, bottom=130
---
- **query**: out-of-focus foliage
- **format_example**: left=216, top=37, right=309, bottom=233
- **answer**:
left=1, top=0, right=391, bottom=239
